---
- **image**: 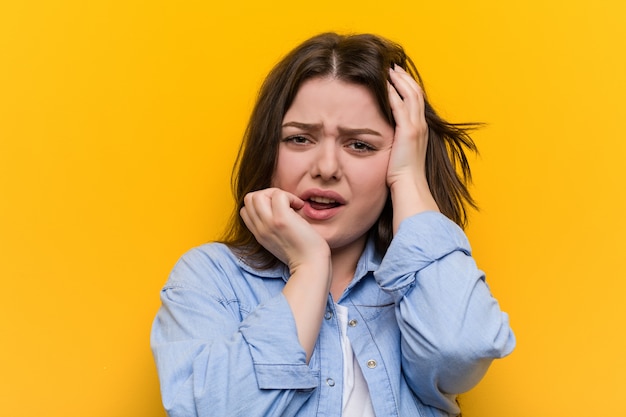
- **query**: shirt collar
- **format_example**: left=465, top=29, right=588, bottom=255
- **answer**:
left=234, top=236, right=383, bottom=283
left=347, top=236, right=383, bottom=288
left=234, top=252, right=290, bottom=280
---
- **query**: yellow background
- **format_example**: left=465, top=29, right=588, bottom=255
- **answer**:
left=1, top=1, right=625, bottom=416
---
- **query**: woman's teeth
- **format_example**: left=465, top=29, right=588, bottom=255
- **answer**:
left=309, top=196, right=337, bottom=204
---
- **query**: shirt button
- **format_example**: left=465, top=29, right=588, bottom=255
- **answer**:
left=348, top=319, right=358, bottom=327
left=326, top=378, right=335, bottom=387
left=366, top=360, right=377, bottom=369
left=324, top=311, right=333, bottom=320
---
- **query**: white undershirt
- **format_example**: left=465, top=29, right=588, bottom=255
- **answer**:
left=335, top=304, right=376, bottom=417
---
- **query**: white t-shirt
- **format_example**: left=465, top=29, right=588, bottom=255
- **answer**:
left=335, top=304, right=376, bottom=417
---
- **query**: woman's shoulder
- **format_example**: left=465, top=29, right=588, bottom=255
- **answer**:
left=173, top=242, right=241, bottom=275
left=183, top=241, right=235, bottom=259
left=168, top=242, right=286, bottom=287
left=163, top=242, right=242, bottom=288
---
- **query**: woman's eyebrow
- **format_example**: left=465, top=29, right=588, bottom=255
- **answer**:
left=282, top=121, right=382, bottom=137
left=282, top=121, right=323, bottom=131
left=337, top=127, right=382, bottom=137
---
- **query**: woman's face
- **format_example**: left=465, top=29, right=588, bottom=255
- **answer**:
left=272, top=77, right=394, bottom=252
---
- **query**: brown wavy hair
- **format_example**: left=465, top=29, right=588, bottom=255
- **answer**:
left=220, top=32, right=479, bottom=268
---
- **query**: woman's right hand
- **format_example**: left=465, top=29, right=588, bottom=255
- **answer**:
left=241, top=188, right=331, bottom=362
left=240, top=188, right=330, bottom=272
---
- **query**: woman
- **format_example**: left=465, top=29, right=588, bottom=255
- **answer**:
left=151, top=32, right=515, bottom=417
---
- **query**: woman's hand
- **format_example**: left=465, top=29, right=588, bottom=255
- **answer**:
left=241, top=187, right=331, bottom=362
left=240, top=187, right=330, bottom=271
left=387, top=65, right=439, bottom=232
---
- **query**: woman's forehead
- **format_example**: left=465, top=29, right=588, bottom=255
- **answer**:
left=283, top=77, right=391, bottom=131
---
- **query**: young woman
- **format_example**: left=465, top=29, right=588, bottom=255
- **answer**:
left=151, top=32, right=515, bottom=417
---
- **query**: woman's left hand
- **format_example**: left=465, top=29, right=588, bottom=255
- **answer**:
left=387, top=65, right=439, bottom=232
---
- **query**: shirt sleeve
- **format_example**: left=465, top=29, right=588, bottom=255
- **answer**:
left=373, top=212, right=516, bottom=415
left=150, top=247, right=318, bottom=417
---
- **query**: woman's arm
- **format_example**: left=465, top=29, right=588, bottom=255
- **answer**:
left=150, top=246, right=319, bottom=417
left=386, top=65, right=440, bottom=230
left=240, top=188, right=332, bottom=362
left=374, top=213, right=515, bottom=414
left=151, top=188, right=331, bottom=416
left=383, top=66, right=515, bottom=414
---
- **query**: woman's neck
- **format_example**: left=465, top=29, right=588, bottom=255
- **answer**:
left=329, top=236, right=367, bottom=301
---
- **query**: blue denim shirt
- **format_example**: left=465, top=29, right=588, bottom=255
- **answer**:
left=151, top=212, right=515, bottom=416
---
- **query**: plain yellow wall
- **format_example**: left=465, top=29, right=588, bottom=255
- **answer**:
left=1, top=1, right=625, bottom=416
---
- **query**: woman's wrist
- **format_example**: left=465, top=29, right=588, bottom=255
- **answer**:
left=390, top=175, right=440, bottom=233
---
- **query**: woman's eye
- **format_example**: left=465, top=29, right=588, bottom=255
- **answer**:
left=284, top=135, right=310, bottom=145
left=348, top=141, right=375, bottom=152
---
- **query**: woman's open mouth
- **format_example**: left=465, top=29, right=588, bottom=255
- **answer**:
left=300, top=191, right=346, bottom=220
left=308, top=196, right=341, bottom=210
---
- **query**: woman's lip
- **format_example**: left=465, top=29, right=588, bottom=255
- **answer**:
left=301, top=201, right=343, bottom=221
left=299, top=188, right=346, bottom=204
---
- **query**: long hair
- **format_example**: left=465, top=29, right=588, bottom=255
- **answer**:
left=220, top=32, right=479, bottom=268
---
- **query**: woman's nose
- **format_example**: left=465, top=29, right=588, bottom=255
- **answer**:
left=311, top=141, right=341, bottom=181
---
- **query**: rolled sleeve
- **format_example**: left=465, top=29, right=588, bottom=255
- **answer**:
left=239, top=294, right=318, bottom=390
left=150, top=245, right=319, bottom=417
left=375, top=211, right=471, bottom=296
left=373, top=212, right=515, bottom=414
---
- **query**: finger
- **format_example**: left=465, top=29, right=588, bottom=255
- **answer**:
left=271, top=191, right=310, bottom=234
left=390, top=65, right=420, bottom=97
left=389, top=69, right=425, bottom=127
left=284, top=191, right=305, bottom=211
left=388, top=78, right=416, bottom=121
left=387, top=79, right=428, bottom=149
left=387, top=79, right=401, bottom=105
left=270, top=191, right=295, bottom=229
left=388, top=74, right=415, bottom=120
left=242, top=190, right=273, bottom=232
left=388, top=80, right=407, bottom=125
left=242, top=189, right=303, bottom=234
left=390, top=67, right=423, bottom=106
left=260, top=188, right=304, bottom=217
